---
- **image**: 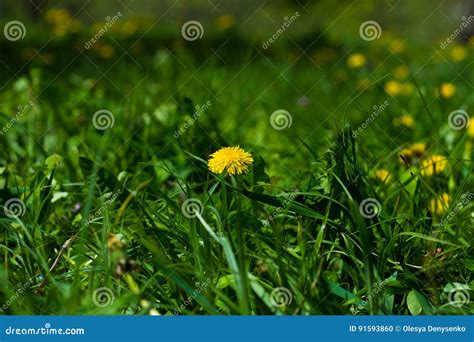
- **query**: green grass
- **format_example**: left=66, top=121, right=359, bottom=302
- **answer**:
left=0, top=10, right=473, bottom=315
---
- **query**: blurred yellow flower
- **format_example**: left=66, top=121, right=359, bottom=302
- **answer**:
left=374, top=168, right=391, bottom=183
left=385, top=81, right=412, bottom=96
left=400, top=143, right=426, bottom=164
left=468, top=121, right=474, bottom=138
left=94, top=44, right=115, bottom=59
left=208, top=146, right=253, bottom=175
left=393, top=65, right=409, bottom=80
left=45, top=8, right=82, bottom=37
left=390, top=39, right=406, bottom=54
left=216, top=15, right=235, bottom=30
left=347, top=54, right=366, bottom=69
left=420, top=155, right=448, bottom=176
left=357, top=78, right=372, bottom=90
left=429, top=193, right=451, bottom=216
left=393, top=115, right=415, bottom=128
left=439, top=83, right=456, bottom=99
left=451, top=46, right=467, bottom=62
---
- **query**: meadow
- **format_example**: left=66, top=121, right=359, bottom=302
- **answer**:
left=0, top=1, right=472, bottom=316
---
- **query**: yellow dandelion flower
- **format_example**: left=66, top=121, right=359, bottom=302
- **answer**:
left=216, top=15, right=236, bottom=30
left=347, top=54, right=366, bottom=69
left=357, top=78, right=372, bottom=90
left=390, top=39, right=406, bottom=54
left=208, top=146, right=253, bottom=175
left=468, top=121, right=474, bottom=138
left=420, top=155, right=448, bottom=176
left=451, top=46, right=467, bottom=62
left=394, top=115, right=415, bottom=128
left=374, top=168, right=391, bottom=183
left=385, top=80, right=413, bottom=96
left=439, top=83, right=456, bottom=99
left=429, top=193, right=451, bottom=216
left=393, top=65, right=409, bottom=80
left=399, top=143, right=426, bottom=164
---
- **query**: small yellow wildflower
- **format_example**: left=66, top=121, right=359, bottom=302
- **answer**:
left=374, top=169, right=391, bottom=183
left=357, top=78, right=372, bottom=90
left=216, top=15, right=236, bottom=30
left=385, top=81, right=413, bottom=96
left=385, top=80, right=402, bottom=96
left=208, top=146, right=253, bottom=175
left=393, top=65, right=409, bottom=80
left=347, top=54, right=366, bottom=69
left=439, top=83, right=456, bottom=99
left=393, top=115, right=415, bottom=128
left=468, top=121, right=474, bottom=138
left=420, top=155, right=448, bottom=176
left=429, top=193, right=451, bottom=216
left=451, top=46, right=467, bottom=62
left=390, top=39, right=406, bottom=54
left=399, top=143, right=426, bottom=164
